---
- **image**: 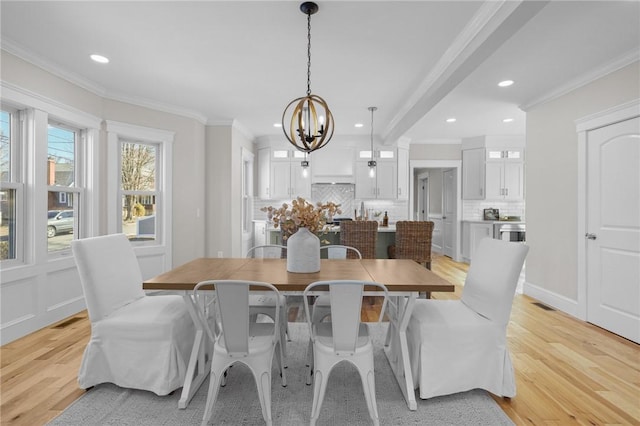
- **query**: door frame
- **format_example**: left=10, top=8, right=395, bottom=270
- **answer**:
left=575, top=99, right=640, bottom=321
left=409, top=160, right=462, bottom=262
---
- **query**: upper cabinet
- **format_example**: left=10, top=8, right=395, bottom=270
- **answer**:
left=397, top=147, right=409, bottom=200
left=462, top=148, right=485, bottom=199
left=258, top=140, right=409, bottom=201
left=462, top=137, right=525, bottom=201
left=258, top=148, right=311, bottom=200
left=355, top=149, right=397, bottom=199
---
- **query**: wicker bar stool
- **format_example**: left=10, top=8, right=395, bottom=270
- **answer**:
left=388, top=221, right=434, bottom=269
left=339, top=220, right=378, bottom=259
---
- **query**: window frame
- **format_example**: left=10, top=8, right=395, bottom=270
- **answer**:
left=0, top=107, right=24, bottom=265
left=46, top=120, right=83, bottom=255
left=106, top=121, right=173, bottom=253
left=0, top=83, right=101, bottom=268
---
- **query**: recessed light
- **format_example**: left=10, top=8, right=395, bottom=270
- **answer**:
left=498, top=80, right=514, bottom=87
left=273, top=123, right=282, bottom=128
left=446, top=118, right=456, bottom=123
left=503, top=118, right=514, bottom=123
left=90, top=54, right=109, bottom=64
left=355, top=123, right=364, bottom=128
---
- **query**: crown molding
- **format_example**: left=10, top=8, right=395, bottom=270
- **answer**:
left=2, top=38, right=108, bottom=97
left=2, top=39, right=208, bottom=124
left=106, top=91, right=208, bottom=124
left=520, top=49, right=640, bottom=111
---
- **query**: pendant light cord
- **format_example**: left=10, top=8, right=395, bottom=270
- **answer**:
left=306, top=11, right=312, bottom=96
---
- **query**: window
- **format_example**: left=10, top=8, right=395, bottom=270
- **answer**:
left=0, top=109, right=20, bottom=262
left=106, top=121, right=172, bottom=250
left=120, top=141, right=158, bottom=241
left=47, top=123, right=80, bottom=253
left=241, top=148, right=254, bottom=234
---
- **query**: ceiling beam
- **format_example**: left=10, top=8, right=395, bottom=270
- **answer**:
left=383, top=0, right=549, bottom=145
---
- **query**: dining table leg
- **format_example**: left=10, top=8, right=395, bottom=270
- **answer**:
left=178, top=293, right=212, bottom=409
left=383, top=293, right=418, bottom=411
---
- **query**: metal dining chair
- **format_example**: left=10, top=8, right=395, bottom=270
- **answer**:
left=246, top=245, right=290, bottom=363
left=303, top=280, right=389, bottom=426
left=193, top=280, right=286, bottom=426
left=312, top=245, right=363, bottom=323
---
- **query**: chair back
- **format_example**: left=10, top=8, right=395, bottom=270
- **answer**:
left=395, top=221, right=434, bottom=266
left=71, top=234, right=145, bottom=323
left=194, top=280, right=280, bottom=357
left=340, top=221, right=378, bottom=259
left=320, top=245, right=362, bottom=259
left=246, top=244, right=287, bottom=258
left=461, top=238, right=529, bottom=325
left=303, top=280, right=388, bottom=355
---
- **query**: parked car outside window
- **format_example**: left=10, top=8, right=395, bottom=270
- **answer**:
left=47, top=210, right=74, bottom=238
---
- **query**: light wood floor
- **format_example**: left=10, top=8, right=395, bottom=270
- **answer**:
left=1, top=254, right=638, bottom=425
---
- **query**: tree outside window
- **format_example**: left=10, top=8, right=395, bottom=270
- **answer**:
left=121, top=141, right=157, bottom=240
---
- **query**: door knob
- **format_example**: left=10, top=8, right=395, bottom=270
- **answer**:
left=585, top=233, right=597, bottom=240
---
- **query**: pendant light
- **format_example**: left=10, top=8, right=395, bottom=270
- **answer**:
left=282, top=2, right=334, bottom=154
left=368, top=106, right=377, bottom=178
left=301, top=153, right=310, bottom=177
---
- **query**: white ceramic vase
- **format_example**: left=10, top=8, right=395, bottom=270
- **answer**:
left=286, top=227, right=320, bottom=273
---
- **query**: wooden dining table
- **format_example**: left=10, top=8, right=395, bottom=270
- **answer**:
left=143, top=257, right=455, bottom=411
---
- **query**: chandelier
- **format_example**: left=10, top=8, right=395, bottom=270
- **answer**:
left=282, top=2, right=334, bottom=153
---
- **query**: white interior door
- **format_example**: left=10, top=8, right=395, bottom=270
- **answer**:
left=586, top=116, right=640, bottom=343
left=443, top=169, right=456, bottom=258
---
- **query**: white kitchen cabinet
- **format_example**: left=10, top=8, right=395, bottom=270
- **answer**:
left=462, top=221, right=493, bottom=262
left=355, top=160, right=397, bottom=199
left=463, top=145, right=524, bottom=201
left=462, top=148, right=485, bottom=199
left=486, top=147, right=525, bottom=161
left=258, top=148, right=311, bottom=199
left=486, top=161, right=524, bottom=200
left=257, top=147, right=271, bottom=199
left=397, top=147, right=409, bottom=200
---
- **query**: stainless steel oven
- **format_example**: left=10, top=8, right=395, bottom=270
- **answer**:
left=493, top=223, right=526, bottom=242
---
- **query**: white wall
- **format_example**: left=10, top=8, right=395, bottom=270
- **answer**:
left=0, top=50, right=208, bottom=343
left=524, top=61, right=639, bottom=307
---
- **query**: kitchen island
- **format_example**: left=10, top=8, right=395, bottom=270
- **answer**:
left=267, top=224, right=396, bottom=259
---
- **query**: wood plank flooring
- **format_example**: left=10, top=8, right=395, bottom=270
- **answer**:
left=1, top=254, right=638, bottom=425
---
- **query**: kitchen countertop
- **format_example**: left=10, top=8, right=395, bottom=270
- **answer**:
left=462, top=219, right=525, bottom=225
left=268, top=224, right=397, bottom=233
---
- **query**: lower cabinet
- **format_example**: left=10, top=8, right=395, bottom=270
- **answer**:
left=461, top=222, right=493, bottom=262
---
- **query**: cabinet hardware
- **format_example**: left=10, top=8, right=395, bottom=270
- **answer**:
left=585, top=233, right=597, bottom=240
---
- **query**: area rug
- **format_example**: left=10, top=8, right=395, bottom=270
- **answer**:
left=48, top=323, right=514, bottom=425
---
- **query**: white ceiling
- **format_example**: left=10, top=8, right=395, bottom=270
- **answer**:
left=1, top=1, right=638, bottom=144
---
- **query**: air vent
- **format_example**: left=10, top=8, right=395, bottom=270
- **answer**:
left=532, top=302, right=555, bottom=311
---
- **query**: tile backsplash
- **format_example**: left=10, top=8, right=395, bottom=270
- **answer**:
left=253, top=183, right=409, bottom=224
left=462, top=200, right=525, bottom=221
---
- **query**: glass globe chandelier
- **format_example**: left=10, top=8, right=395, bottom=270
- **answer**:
left=282, top=2, right=334, bottom=154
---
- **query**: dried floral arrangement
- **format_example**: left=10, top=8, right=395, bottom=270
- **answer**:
left=261, top=197, right=342, bottom=241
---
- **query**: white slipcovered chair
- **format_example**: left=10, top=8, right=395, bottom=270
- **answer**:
left=71, top=233, right=195, bottom=395
left=246, top=244, right=290, bottom=362
left=406, top=237, right=529, bottom=399
left=303, top=280, right=389, bottom=426
left=194, top=280, right=286, bottom=426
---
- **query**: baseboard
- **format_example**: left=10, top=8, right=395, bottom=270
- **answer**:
left=523, top=281, right=582, bottom=320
